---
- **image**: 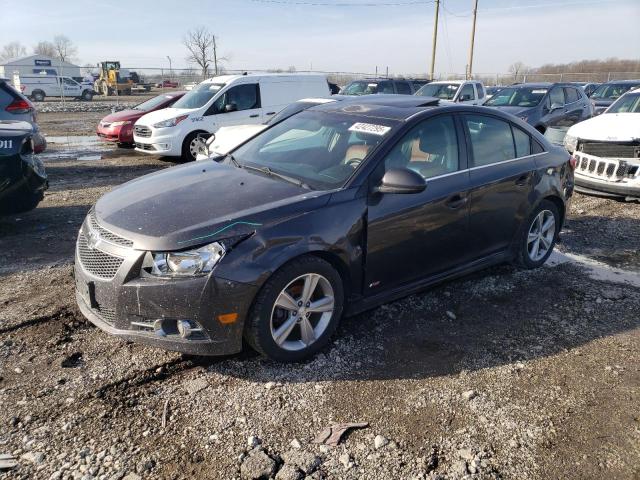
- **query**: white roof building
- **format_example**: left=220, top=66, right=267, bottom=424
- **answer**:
left=0, top=55, right=82, bottom=79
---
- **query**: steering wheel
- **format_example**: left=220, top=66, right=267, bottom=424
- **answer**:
left=345, top=158, right=362, bottom=168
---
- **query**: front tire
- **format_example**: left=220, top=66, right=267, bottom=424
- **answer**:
left=81, top=90, right=93, bottom=101
left=514, top=199, right=560, bottom=269
left=182, top=132, right=203, bottom=162
left=244, top=256, right=344, bottom=362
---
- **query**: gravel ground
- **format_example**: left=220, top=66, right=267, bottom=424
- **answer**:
left=0, top=111, right=638, bottom=480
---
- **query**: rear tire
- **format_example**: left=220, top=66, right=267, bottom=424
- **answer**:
left=244, top=256, right=344, bottom=362
left=31, top=90, right=45, bottom=102
left=513, top=199, right=560, bottom=269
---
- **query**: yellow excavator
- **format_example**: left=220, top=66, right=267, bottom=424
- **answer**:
left=94, top=61, right=132, bottom=96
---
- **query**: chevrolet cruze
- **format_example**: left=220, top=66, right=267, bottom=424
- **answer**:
left=75, top=97, right=574, bottom=362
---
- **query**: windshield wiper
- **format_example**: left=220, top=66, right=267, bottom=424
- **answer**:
left=241, top=164, right=310, bottom=189
left=224, top=153, right=240, bottom=168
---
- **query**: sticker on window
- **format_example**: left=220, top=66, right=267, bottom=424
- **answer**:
left=349, top=122, right=391, bottom=136
left=532, top=89, right=548, bottom=94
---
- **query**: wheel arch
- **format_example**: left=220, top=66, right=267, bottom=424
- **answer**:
left=542, top=194, right=566, bottom=228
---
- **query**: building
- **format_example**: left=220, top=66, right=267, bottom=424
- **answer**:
left=0, top=55, right=82, bottom=81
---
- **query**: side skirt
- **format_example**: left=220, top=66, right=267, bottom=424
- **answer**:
left=345, top=251, right=512, bottom=317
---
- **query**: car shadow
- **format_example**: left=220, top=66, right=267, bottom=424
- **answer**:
left=190, top=255, right=639, bottom=383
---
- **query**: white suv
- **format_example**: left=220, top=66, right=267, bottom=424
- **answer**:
left=414, top=80, right=486, bottom=105
left=133, top=73, right=330, bottom=161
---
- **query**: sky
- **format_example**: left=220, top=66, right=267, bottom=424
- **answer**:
left=1, top=0, right=639, bottom=76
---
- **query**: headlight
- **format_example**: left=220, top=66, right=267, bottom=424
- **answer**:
left=144, top=242, right=225, bottom=277
left=110, top=120, right=132, bottom=127
left=153, top=115, right=188, bottom=129
left=564, top=134, right=578, bottom=153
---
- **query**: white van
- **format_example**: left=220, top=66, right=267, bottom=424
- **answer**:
left=16, top=75, right=94, bottom=102
left=414, top=80, right=486, bottom=105
left=133, top=73, right=330, bottom=161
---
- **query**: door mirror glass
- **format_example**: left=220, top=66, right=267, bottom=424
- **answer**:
left=375, top=168, right=426, bottom=194
left=224, top=103, right=238, bottom=113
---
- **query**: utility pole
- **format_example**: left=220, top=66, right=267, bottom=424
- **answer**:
left=429, top=0, right=440, bottom=80
left=166, top=56, right=172, bottom=81
left=467, top=0, right=478, bottom=80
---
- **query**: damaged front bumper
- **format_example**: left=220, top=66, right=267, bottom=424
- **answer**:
left=573, top=151, right=640, bottom=200
left=74, top=213, right=258, bottom=356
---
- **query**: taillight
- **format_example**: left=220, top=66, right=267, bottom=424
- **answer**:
left=6, top=99, right=32, bottom=114
left=569, top=155, right=577, bottom=170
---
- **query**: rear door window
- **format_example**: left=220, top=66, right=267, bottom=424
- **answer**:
left=464, top=115, right=516, bottom=166
left=377, top=81, right=395, bottom=94
left=395, top=81, right=412, bottom=95
left=564, top=87, right=579, bottom=103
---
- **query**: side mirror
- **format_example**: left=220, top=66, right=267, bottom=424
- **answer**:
left=375, top=168, right=426, bottom=195
left=550, top=102, right=563, bottom=111
left=224, top=103, right=238, bottom=113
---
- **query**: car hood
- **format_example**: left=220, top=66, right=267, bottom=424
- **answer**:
left=101, top=109, right=145, bottom=123
left=135, top=107, right=199, bottom=126
left=94, top=161, right=330, bottom=251
left=567, top=113, right=640, bottom=142
left=209, top=125, right=267, bottom=155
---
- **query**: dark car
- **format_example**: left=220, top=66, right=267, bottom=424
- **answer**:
left=0, top=120, right=48, bottom=214
left=483, top=82, right=593, bottom=134
left=589, top=79, right=640, bottom=115
left=570, top=82, right=600, bottom=97
left=341, top=78, right=429, bottom=96
left=96, top=91, right=186, bottom=145
left=0, top=78, right=38, bottom=127
left=74, top=97, right=574, bottom=362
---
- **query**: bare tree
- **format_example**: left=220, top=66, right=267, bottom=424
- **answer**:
left=53, top=35, right=78, bottom=63
left=508, top=61, right=528, bottom=81
left=0, top=42, right=27, bottom=62
left=183, top=27, right=226, bottom=77
left=33, top=41, right=56, bottom=57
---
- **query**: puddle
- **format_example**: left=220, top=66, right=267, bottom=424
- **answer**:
left=548, top=250, right=640, bottom=287
left=41, top=135, right=113, bottom=162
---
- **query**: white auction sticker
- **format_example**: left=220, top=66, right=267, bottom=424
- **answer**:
left=532, top=89, right=548, bottom=94
left=348, top=122, right=391, bottom=136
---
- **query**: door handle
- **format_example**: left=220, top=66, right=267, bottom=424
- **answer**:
left=445, top=194, right=468, bottom=209
left=265, top=111, right=276, bottom=115
left=515, top=174, right=529, bottom=186
left=249, top=114, right=259, bottom=118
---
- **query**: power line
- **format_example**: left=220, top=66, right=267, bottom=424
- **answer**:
left=247, top=0, right=435, bottom=6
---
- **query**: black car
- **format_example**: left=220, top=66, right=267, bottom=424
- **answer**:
left=341, top=78, right=429, bottom=96
left=74, top=97, right=574, bottom=362
left=0, top=120, right=48, bottom=214
left=589, top=79, right=640, bottom=115
left=483, top=82, right=593, bottom=134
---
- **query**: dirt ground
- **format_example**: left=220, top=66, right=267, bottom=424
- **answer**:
left=0, top=109, right=638, bottom=480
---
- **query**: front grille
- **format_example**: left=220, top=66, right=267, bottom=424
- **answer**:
left=580, top=141, right=639, bottom=158
left=94, top=305, right=116, bottom=326
left=135, top=142, right=155, bottom=151
left=88, top=210, right=133, bottom=247
left=77, top=233, right=124, bottom=279
left=134, top=125, right=152, bottom=138
left=575, top=154, right=638, bottom=180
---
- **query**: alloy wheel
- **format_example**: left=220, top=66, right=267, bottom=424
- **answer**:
left=527, top=209, right=556, bottom=262
left=270, top=273, right=335, bottom=351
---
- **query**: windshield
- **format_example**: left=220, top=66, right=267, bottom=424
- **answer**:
left=591, top=83, right=639, bottom=100
left=133, top=94, right=176, bottom=111
left=484, top=87, right=547, bottom=107
left=414, top=83, right=460, bottom=100
left=606, top=92, right=640, bottom=113
left=172, top=83, right=224, bottom=109
left=231, top=111, right=395, bottom=190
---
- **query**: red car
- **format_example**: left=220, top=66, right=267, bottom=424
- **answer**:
left=156, top=80, right=179, bottom=88
left=96, top=91, right=186, bottom=145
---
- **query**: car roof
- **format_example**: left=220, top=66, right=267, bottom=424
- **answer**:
left=602, top=79, right=640, bottom=84
left=309, top=95, right=447, bottom=121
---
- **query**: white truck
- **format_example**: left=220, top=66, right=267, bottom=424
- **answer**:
left=14, top=74, right=94, bottom=102
left=414, top=80, right=487, bottom=105
left=134, top=73, right=331, bottom=161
